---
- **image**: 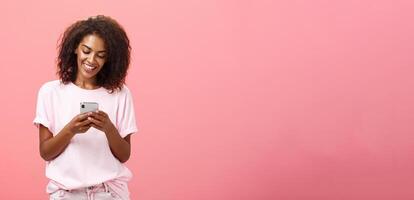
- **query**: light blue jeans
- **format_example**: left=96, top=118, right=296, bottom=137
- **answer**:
left=49, top=183, right=122, bottom=200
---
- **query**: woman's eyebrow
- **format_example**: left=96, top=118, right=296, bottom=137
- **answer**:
left=81, top=44, right=106, bottom=53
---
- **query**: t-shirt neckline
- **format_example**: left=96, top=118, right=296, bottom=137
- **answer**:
left=69, top=81, right=105, bottom=92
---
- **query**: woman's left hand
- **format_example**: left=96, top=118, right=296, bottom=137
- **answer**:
left=87, top=110, right=117, bottom=133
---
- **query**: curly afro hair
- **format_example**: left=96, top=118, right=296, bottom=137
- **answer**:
left=57, top=15, right=131, bottom=93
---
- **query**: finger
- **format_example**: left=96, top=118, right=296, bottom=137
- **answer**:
left=79, top=118, right=92, bottom=127
left=78, top=125, right=91, bottom=133
left=96, top=110, right=108, bottom=118
left=88, top=116, right=104, bottom=127
left=77, top=113, right=90, bottom=121
left=90, top=112, right=106, bottom=122
left=90, top=124, right=102, bottom=131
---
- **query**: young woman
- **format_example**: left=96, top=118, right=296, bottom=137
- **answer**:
left=33, top=15, right=137, bottom=200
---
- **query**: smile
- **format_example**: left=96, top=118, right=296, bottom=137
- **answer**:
left=84, top=63, right=97, bottom=72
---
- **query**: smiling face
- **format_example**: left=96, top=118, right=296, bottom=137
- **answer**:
left=74, top=34, right=107, bottom=83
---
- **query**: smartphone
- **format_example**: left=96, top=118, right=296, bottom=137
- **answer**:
left=80, top=102, right=99, bottom=114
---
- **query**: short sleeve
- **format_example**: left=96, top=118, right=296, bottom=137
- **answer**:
left=33, top=83, right=53, bottom=130
left=116, top=86, right=138, bottom=138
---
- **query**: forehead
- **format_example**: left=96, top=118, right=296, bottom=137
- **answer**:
left=79, top=34, right=106, bottom=51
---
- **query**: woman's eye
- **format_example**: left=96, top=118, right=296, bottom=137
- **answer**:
left=82, top=50, right=90, bottom=54
left=98, top=55, right=106, bottom=59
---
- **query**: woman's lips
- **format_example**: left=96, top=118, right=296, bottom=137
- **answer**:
left=84, top=63, right=97, bottom=72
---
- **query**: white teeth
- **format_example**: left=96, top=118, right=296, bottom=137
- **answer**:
left=84, top=64, right=97, bottom=71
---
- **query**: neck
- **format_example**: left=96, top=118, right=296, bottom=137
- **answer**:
left=74, top=76, right=99, bottom=90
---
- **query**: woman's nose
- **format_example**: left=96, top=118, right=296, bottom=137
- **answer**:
left=87, top=54, right=96, bottom=63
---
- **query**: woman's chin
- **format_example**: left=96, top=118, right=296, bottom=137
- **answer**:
left=80, top=70, right=98, bottom=80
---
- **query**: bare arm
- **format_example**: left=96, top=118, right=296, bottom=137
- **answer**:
left=39, top=125, right=75, bottom=161
left=39, top=113, right=92, bottom=161
left=105, top=126, right=131, bottom=163
left=88, top=111, right=132, bottom=163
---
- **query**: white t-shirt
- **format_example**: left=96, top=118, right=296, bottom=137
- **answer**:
left=33, top=80, right=138, bottom=198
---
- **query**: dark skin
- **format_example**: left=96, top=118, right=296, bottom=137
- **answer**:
left=39, top=34, right=131, bottom=163
left=39, top=111, right=131, bottom=163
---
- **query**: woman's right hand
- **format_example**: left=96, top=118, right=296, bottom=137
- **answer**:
left=63, top=112, right=93, bottom=135
left=39, top=113, right=92, bottom=161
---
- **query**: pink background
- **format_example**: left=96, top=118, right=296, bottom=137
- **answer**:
left=1, top=0, right=414, bottom=199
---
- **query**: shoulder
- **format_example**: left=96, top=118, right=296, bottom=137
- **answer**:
left=114, top=84, right=133, bottom=96
left=38, top=80, right=65, bottom=94
left=121, top=84, right=132, bottom=94
left=110, top=84, right=135, bottom=102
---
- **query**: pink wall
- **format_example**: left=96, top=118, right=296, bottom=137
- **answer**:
left=1, top=0, right=414, bottom=199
